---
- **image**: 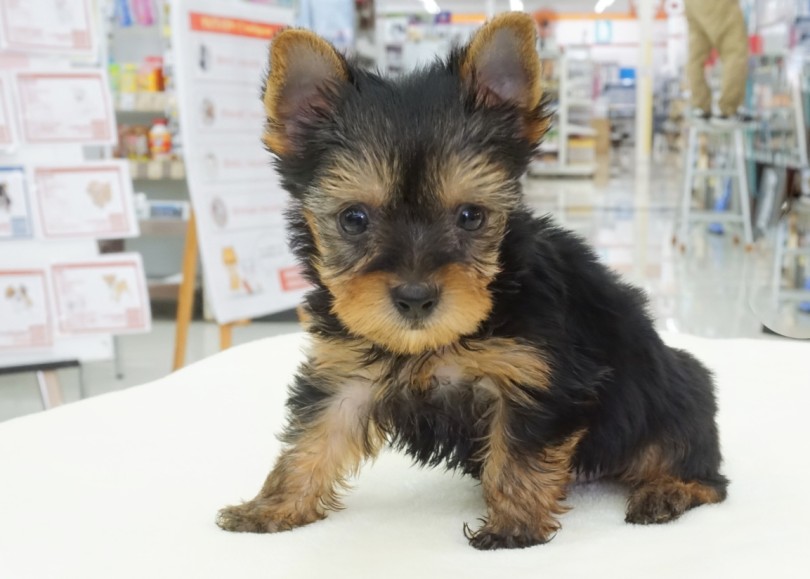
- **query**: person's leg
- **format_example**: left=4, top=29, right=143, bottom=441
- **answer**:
left=714, top=2, right=749, bottom=116
left=685, top=7, right=713, bottom=115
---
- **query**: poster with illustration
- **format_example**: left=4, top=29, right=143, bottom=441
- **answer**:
left=0, top=269, right=52, bottom=349
left=173, top=0, right=305, bottom=324
left=15, top=71, right=115, bottom=145
left=0, top=0, right=94, bottom=55
left=0, top=75, right=17, bottom=150
left=51, top=254, right=151, bottom=335
left=0, top=166, right=33, bottom=240
left=34, top=162, right=138, bottom=239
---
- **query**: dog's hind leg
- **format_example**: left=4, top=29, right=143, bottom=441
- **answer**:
left=623, top=348, right=728, bottom=524
left=624, top=470, right=726, bottom=525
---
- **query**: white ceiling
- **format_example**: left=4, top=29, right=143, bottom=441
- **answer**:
left=377, top=0, right=632, bottom=14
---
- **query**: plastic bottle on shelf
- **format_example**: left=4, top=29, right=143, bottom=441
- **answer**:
left=149, top=119, right=172, bottom=160
left=120, top=63, right=138, bottom=94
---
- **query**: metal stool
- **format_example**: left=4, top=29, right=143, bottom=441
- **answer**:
left=673, top=119, right=755, bottom=252
left=771, top=204, right=810, bottom=308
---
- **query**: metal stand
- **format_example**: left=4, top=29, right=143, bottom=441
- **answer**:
left=1, top=360, right=84, bottom=411
left=113, top=335, right=124, bottom=380
left=673, top=120, right=755, bottom=252
left=771, top=205, right=810, bottom=306
left=172, top=211, right=251, bottom=370
left=36, top=371, right=64, bottom=409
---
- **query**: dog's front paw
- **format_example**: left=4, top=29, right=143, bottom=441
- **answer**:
left=464, top=523, right=549, bottom=550
left=216, top=500, right=323, bottom=533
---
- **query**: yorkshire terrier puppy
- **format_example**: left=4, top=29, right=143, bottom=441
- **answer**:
left=216, top=13, right=727, bottom=550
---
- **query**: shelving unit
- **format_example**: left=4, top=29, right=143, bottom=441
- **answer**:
left=745, top=42, right=810, bottom=310
left=740, top=52, right=810, bottom=244
left=748, top=54, right=808, bottom=170
left=105, top=0, right=190, bottom=305
left=114, top=91, right=173, bottom=113
left=128, top=159, right=185, bottom=180
left=529, top=52, right=597, bottom=178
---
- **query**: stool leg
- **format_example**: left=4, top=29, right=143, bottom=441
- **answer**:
left=37, top=370, right=64, bottom=410
left=734, top=128, right=754, bottom=249
left=113, top=335, right=124, bottom=380
left=77, top=363, right=86, bottom=400
left=678, top=126, right=697, bottom=251
left=771, top=218, right=786, bottom=308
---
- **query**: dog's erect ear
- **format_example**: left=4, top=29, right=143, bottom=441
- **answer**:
left=459, top=13, right=543, bottom=112
left=263, top=29, right=349, bottom=156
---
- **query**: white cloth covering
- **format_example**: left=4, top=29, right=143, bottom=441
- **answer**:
left=0, top=333, right=808, bottom=578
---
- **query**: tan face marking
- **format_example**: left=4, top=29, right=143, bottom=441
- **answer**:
left=313, top=149, right=397, bottom=210
left=434, top=152, right=514, bottom=212
left=326, top=263, right=494, bottom=355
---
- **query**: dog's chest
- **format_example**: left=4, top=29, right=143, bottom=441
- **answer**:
left=308, top=336, right=550, bottom=472
left=381, top=358, right=491, bottom=475
left=378, top=340, right=549, bottom=473
left=396, top=351, right=498, bottom=407
left=391, top=338, right=549, bottom=402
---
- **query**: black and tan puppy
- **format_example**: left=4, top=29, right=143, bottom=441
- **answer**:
left=216, top=13, right=727, bottom=550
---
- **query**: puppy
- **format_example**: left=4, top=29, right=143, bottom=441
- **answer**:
left=216, top=13, right=727, bottom=550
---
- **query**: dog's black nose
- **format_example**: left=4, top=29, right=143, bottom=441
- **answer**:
left=391, top=283, right=439, bottom=321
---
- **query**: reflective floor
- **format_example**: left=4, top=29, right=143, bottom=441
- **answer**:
left=524, top=154, right=810, bottom=340
left=2, top=152, right=807, bottom=422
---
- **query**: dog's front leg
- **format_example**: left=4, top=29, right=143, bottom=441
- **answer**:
left=217, top=369, right=382, bottom=534
left=467, top=405, right=583, bottom=550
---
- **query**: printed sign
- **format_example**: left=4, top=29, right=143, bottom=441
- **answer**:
left=0, top=0, right=94, bottom=54
left=173, top=0, right=302, bottom=324
left=0, top=75, right=17, bottom=150
left=0, top=166, right=33, bottom=239
left=15, top=72, right=116, bottom=146
left=0, top=269, right=52, bottom=349
left=51, top=254, right=151, bottom=335
left=33, top=161, right=138, bottom=239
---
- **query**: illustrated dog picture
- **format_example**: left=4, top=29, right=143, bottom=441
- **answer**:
left=216, top=13, right=727, bottom=550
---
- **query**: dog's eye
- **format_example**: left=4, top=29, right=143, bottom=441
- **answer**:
left=338, top=205, right=369, bottom=235
left=456, top=204, right=486, bottom=232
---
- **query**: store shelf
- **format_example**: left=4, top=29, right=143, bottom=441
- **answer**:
left=528, top=161, right=596, bottom=177
left=138, top=219, right=188, bottom=236
left=128, top=159, right=185, bottom=181
left=533, top=53, right=596, bottom=178
left=115, top=91, right=171, bottom=113
left=679, top=211, right=747, bottom=224
left=775, top=289, right=810, bottom=301
left=567, top=98, right=592, bottom=107
left=693, top=168, right=738, bottom=178
left=147, top=274, right=183, bottom=301
left=566, top=123, right=597, bottom=137
left=747, top=149, right=803, bottom=168
left=782, top=247, right=810, bottom=257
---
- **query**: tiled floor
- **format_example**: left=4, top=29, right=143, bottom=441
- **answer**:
left=2, top=153, right=807, bottom=422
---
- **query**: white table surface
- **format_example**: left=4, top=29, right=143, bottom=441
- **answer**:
left=1, top=332, right=808, bottom=578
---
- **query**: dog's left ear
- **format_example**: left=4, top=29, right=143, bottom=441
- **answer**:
left=459, top=13, right=545, bottom=139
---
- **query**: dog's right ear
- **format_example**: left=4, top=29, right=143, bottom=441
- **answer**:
left=263, top=29, right=349, bottom=156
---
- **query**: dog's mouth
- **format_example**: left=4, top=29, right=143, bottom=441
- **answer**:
left=325, top=264, right=495, bottom=355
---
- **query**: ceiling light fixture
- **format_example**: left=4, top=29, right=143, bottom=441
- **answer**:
left=422, top=0, right=441, bottom=15
left=510, top=0, right=525, bottom=11
left=594, top=0, right=616, bottom=13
